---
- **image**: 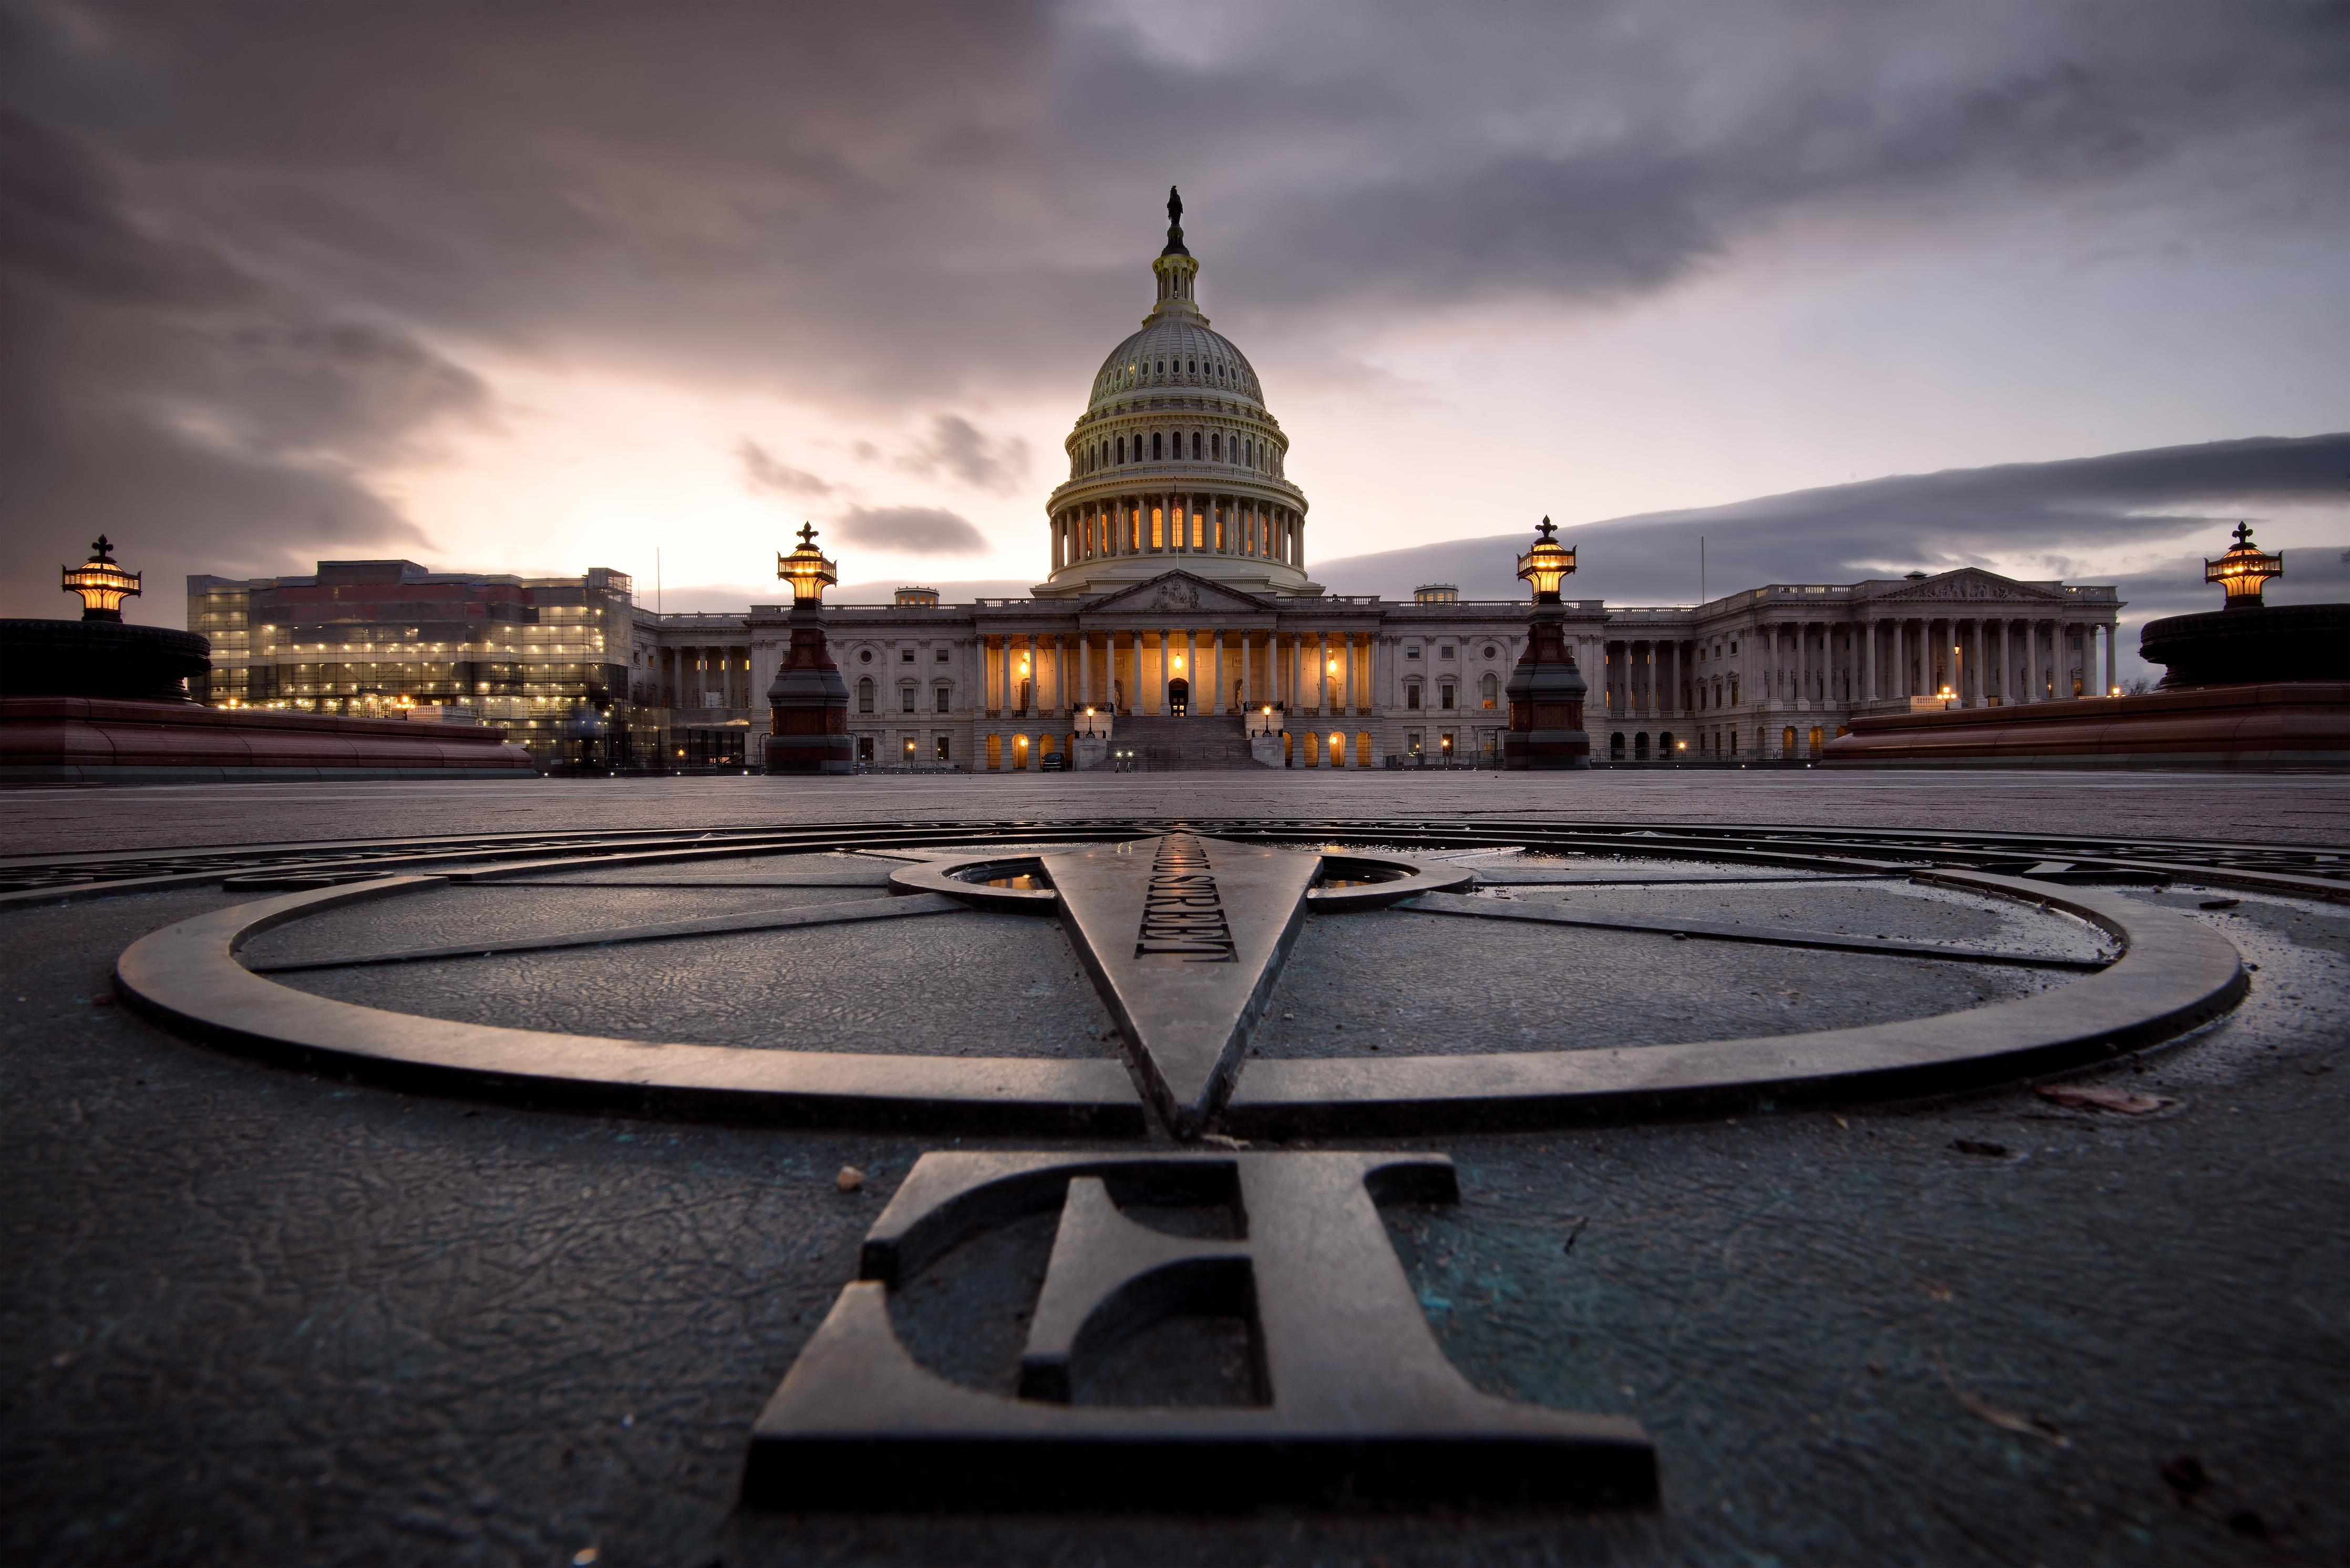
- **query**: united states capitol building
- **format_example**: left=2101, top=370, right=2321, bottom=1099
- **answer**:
left=194, top=197, right=2126, bottom=771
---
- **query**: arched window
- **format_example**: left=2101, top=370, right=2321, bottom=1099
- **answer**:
left=1116, top=436, right=1126, bottom=464
left=1188, top=359, right=1196, bottom=374
left=1480, top=674, right=1498, bottom=708
left=1211, top=432, right=1221, bottom=461
left=857, top=677, right=874, bottom=714
left=1152, top=431, right=1163, bottom=460
left=1191, top=431, right=1201, bottom=459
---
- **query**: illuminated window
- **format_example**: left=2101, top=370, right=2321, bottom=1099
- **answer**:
left=1480, top=674, right=1498, bottom=709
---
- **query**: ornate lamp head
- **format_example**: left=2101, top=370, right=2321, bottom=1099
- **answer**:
left=2204, top=521, right=2281, bottom=609
left=776, top=523, right=839, bottom=605
left=1515, top=517, right=1577, bottom=603
left=62, top=535, right=141, bottom=622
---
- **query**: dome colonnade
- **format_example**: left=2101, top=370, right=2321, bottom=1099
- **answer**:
left=1039, top=187, right=1314, bottom=600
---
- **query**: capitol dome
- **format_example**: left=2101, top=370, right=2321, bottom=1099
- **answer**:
left=1037, top=189, right=1316, bottom=600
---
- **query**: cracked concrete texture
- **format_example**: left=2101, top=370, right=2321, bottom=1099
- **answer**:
left=2, top=785, right=2347, bottom=1566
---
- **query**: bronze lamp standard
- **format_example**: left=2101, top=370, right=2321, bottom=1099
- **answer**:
left=1502, top=518, right=1592, bottom=770
left=764, top=524, right=853, bottom=775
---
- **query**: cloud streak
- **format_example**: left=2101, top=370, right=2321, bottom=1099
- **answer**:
left=1316, top=431, right=2350, bottom=641
left=832, top=504, right=989, bottom=556
left=736, top=437, right=834, bottom=498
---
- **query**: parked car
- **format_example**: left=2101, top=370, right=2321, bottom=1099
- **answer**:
left=1038, top=751, right=1068, bottom=771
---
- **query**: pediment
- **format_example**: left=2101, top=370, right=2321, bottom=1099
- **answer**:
left=1871, top=568, right=2065, bottom=604
left=1080, top=571, right=1276, bottom=615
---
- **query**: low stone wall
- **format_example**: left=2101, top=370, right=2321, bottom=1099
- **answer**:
left=1822, top=681, right=2350, bottom=770
left=0, top=697, right=539, bottom=782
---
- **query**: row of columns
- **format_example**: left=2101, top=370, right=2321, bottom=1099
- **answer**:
left=1746, top=617, right=2118, bottom=709
left=977, top=630, right=1390, bottom=718
left=1051, top=494, right=1302, bottom=570
left=1579, top=618, right=2120, bottom=717
left=654, top=644, right=748, bottom=709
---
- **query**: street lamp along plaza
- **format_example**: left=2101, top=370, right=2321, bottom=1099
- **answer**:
left=764, top=523, right=854, bottom=776
left=1501, top=518, right=1593, bottom=770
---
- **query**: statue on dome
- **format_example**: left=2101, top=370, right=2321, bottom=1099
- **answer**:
left=1162, top=184, right=1189, bottom=256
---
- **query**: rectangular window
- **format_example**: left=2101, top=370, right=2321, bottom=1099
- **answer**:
left=900, top=687, right=915, bottom=713
left=1192, top=513, right=1203, bottom=549
left=935, top=735, right=951, bottom=761
left=1439, top=645, right=1455, bottom=659
left=1406, top=685, right=1421, bottom=710
left=1151, top=508, right=1163, bottom=550
left=935, top=686, right=951, bottom=713
left=936, top=647, right=950, bottom=662
left=1405, top=646, right=1421, bottom=660
left=901, top=648, right=914, bottom=662
left=1440, top=684, right=1455, bottom=709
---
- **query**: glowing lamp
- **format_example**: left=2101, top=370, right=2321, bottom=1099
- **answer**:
left=776, top=522, right=839, bottom=604
left=61, top=535, right=141, bottom=622
left=1514, top=517, right=1577, bottom=602
left=2204, top=521, right=2281, bottom=609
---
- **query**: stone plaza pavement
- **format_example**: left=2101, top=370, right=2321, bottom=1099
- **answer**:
left=5, top=765, right=2349, bottom=855
left=3, top=769, right=2347, bottom=1566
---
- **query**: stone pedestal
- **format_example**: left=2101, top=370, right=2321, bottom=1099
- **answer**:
left=1250, top=733, right=1284, bottom=768
left=1822, top=682, right=2350, bottom=770
left=0, top=696, right=536, bottom=781
left=1502, top=601, right=1591, bottom=770
left=2141, top=603, right=2350, bottom=688
left=762, top=599, right=852, bottom=775
left=1071, top=731, right=1110, bottom=771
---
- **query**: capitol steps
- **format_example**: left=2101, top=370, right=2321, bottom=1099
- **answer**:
left=1103, top=714, right=1266, bottom=771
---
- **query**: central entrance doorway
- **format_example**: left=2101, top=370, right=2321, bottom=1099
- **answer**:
left=1168, top=677, right=1190, bottom=717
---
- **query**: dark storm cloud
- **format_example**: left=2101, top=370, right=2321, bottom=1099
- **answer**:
left=1315, top=432, right=2350, bottom=625
left=0, top=99, right=485, bottom=617
left=735, top=438, right=834, bottom=498
left=7, top=1, right=2341, bottom=396
left=833, top=504, right=989, bottom=556
left=2, top=1, right=2345, bottom=616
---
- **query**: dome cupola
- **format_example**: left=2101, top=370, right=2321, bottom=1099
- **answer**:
left=1036, top=190, right=1317, bottom=600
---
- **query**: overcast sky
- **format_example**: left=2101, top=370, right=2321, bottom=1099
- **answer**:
left=4, top=1, right=2345, bottom=646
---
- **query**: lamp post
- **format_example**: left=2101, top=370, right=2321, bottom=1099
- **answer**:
left=61, top=537, right=141, bottom=622
left=1501, top=517, right=1592, bottom=770
left=763, top=523, right=853, bottom=776
left=2205, top=521, right=2282, bottom=609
